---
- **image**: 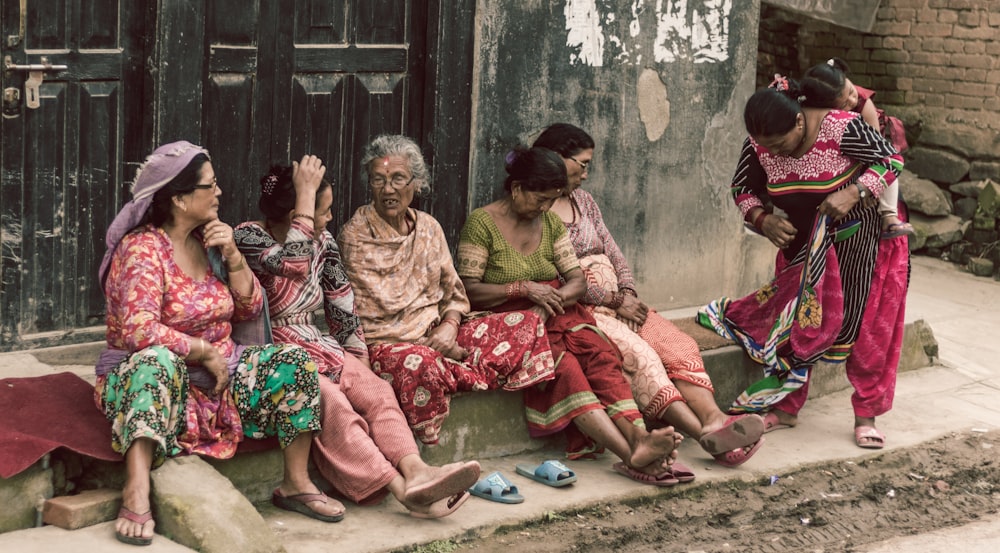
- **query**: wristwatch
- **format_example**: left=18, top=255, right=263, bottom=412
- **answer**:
left=854, top=181, right=868, bottom=199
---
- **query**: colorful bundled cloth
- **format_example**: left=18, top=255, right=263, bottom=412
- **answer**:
left=699, top=110, right=903, bottom=413
left=565, top=189, right=714, bottom=419
left=339, top=205, right=555, bottom=445
left=457, top=209, right=644, bottom=458
left=234, top=218, right=366, bottom=380
left=94, top=226, right=321, bottom=465
left=773, top=222, right=910, bottom=418
left=698, top=214, right=846, bottom=411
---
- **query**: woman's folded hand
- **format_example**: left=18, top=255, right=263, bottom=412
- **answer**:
left=201, top=346, right=230, bottom=395
left=523, top=281, right=565, bottom=316
left=616, top=295, right=648, bottom=328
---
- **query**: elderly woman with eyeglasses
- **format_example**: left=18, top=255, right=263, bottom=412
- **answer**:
left=338, top=135, right=557, bottom=446
left=234, top=155, right=481, bottom=519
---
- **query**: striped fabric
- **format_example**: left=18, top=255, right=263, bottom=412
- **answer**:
left=702, top=109, right=901, bottom=412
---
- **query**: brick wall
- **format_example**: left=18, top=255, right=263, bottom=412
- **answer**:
left=758, top=0, right=1000, bottom=183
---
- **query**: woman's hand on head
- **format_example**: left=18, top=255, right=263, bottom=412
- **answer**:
left=615, top=294, right=648, bottom=327
left=291, top=155, right=326, bottom=198
left=760, top=213, right=797, bottom=250
left=523, top=281, right=565, bottom=317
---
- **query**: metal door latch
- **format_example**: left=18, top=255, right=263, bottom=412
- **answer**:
left=3, top=56, right=68, bottom=109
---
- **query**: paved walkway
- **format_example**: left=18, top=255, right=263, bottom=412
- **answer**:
left=1, top=256, right=998, bottom=552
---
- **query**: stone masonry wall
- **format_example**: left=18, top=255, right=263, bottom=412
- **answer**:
left=758, top=0, right=1000, bottom=278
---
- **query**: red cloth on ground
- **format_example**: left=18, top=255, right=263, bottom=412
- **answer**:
left=0, top=372, right=121, bottom=478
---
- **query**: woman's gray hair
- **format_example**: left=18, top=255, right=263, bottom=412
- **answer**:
left=361, top=134, right=431, bottom=195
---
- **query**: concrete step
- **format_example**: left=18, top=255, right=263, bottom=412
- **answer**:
left=0, top=317, right=938, bottom=543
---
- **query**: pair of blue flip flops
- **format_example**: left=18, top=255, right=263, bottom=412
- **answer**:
left=469, top=460, right=578, bottom=503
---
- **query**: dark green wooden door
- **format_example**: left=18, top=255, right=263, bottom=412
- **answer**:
left=199, top=0, right=429, bottom=232
left=0, top=0, right=149, bottom=349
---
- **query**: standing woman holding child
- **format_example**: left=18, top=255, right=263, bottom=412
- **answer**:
left=233, top=155, right=480, bottom=519
left=532, top=123, right=766, bottom=470
left=456, top=146, right=683, bottom=485
left=697, top=75, right=904, bottom=449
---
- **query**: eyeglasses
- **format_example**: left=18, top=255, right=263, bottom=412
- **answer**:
left=369, top=174, right=415, bottom=190
left=568, top=156, right=591, bottom=173
left=193, top=177, right=218, bottom=192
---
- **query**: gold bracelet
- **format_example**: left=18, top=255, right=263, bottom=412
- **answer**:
left=227, top=255, right=246, bottom=273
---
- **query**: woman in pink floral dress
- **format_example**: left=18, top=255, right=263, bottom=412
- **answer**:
left=95, top=142, right=341, bottom=546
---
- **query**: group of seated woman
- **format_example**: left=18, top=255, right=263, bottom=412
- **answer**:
left=97, top=128, right=771, bottom=546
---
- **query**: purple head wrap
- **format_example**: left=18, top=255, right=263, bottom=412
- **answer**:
left=98, top=140, right=210, bottom=285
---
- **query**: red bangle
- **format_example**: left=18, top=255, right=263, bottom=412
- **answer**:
left=607, top=291, right=626, bottom=309
left=752, top=211, right=768, bottom=231
left=505, top=280, right=526, bottom=299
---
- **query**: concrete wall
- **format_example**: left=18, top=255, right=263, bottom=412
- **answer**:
left=468, top=0, right=775, bottom=309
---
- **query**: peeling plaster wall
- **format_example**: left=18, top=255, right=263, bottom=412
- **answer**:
left=469, top=0, right=774, bottom=309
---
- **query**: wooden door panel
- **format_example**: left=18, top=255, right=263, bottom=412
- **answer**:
left=288, top=73, right=408, bottom=228
left=204, top=74, right=260, bottom=224
left=0, top=0, right=147, bottom=349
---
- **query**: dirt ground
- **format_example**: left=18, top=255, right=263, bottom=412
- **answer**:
left=415, top=431, right=1000, bottom=553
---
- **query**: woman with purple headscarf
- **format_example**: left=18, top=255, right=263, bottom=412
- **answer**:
left=95, top=142, right=342, bottom=546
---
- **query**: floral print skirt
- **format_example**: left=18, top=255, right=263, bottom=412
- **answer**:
left=369, top=310, right=555, bottom=445
left=95, top=343, right=320, bottom=466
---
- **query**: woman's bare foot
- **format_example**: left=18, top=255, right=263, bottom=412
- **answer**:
left=402, top=461, right=481, bottom=506
left=630, top=426, right=683, bottom=469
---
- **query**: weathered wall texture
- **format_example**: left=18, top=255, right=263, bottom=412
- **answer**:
left=469, top=0, right=774, bottom=309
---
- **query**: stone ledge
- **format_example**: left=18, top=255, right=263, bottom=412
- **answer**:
left=0, top=319, right=936, bottom=536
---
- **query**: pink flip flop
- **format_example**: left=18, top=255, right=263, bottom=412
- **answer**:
left=271, top=489, right=345, bottom=522
left=855, top=426, right=886, bottom=449
left=667, top=460, right=696, bottom=483
left=713, top=437, right=765, bottom=468
left=612, top=462, right=679, bottom=487
left=403, top=461, right=481, bottom=506
left=115, top=506, right=154, bottom=546
left=699, top=414, right=765, bottom=455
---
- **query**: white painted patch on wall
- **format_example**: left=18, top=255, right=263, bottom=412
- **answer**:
left=566, top=0, right=732, bottom=66
left=565, top=0, right=605, bottom=67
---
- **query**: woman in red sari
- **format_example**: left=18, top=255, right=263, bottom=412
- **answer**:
left=457, top=146, right=682, bottom=485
